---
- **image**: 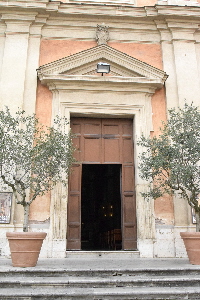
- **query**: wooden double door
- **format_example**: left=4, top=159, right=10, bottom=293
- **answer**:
left=67, top=118, right=137, bottom=250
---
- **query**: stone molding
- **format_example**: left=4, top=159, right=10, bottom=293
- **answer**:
left=1, top=2, right=200, bottom=20
left=158, top=0, right=200, bottom=6
left=155, top=19, right=199, bottom=43
left=37, top=44, right=168, bottom=86
left=0, top=0, right=49, bottom=9
left=41, top=76, right=165, bottom=95
left=1, top=12, right=38, bottom=35
left=39, top=44, right=165, bottom=255
left=1, top=4, right=200, bottom=44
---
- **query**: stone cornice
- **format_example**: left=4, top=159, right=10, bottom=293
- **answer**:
left=1, top=12, right=37, bottom=21
left=0, top=2, right=200, bottom=21
left=0, top=0, right=49, bottom=10
left=40, top=74, right=164, bottom=91
left=37, top=44, right=168, bottom=83
left=155, top=18, right=200, bottom=42
left=0, top=11, right=49, bottom=35
left=155, top=4, right=200, bottom=18
left=37, top=44, right=167, bottom=94
left=1, top=3, right=200, bottom=42
left=1, top=12, right=38, bottom=34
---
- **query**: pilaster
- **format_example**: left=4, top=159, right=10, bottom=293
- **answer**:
left=194, top=26, right=200, bottom=96
left=23, top=15, right=48, bottom=115
left=0, top=13, right=37, bottom=113
left=168, top=20, right=200, bottom=107
left=155, top=20, right=179, bottom=110
left=0, top=21, right=6, bottom=99
left=48, top=183, right=68, bottom=258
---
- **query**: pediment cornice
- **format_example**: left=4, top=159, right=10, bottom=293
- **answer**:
left=37, top=44, right=167, bottom=92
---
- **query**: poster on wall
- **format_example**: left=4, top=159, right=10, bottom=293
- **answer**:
left=0, top=193, right=12, bottom=224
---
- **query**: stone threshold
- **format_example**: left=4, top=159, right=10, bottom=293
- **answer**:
left=65, top=250, right=140, bottom=259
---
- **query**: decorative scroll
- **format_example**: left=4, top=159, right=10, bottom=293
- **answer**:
left=0, top=193, right=12, bottom=224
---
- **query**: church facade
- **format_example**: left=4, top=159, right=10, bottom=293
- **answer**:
left=0, top=0, right=200, bottom=258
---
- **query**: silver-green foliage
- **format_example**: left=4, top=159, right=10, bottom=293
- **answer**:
left=138, top=103, right=200, bottom=231
left=0, top=107, right=75, bottom=231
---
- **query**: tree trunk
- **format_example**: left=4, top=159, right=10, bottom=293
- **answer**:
left=23, top=203, right=30, bottom=232
left=195, top=212, right=200, bottom=232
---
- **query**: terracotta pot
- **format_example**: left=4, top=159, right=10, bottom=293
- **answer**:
left=180, top=232, right=200, bottom=265
left=6, top=232, right=47, bottom=267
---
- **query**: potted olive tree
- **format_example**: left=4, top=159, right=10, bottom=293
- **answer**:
left=0, top=107, right=74, bottom=267
left=138, top=103, right=200, bottom=264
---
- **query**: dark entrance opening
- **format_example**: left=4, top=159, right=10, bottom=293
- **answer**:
left=81, top=164, right=122, bottom=250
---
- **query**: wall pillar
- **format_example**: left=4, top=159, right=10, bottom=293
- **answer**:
left=156, top=20, right=199, bottom=257
left=168, top=21, right=199, bottom=254
left=0, top=21, right=6, bottom=93
left=155, top=20, right=179, bottom=110
left=0, top=13, right=37, bottom=113
left=23, top=15, right=47, bottom=115
left=133, top=95, right=156, bottom=257
left=194, top=27, right=200, bottom=93
left=169, top=21, right=200, bottom=107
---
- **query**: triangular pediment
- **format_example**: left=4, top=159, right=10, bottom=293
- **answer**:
left=37, top=44, right=167, bottom=83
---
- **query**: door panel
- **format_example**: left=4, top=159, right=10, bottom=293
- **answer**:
left=67, top=118, right=137, bottom=250
left=122, top=194, right=137, bottom=249
left=69, top=164, right=81, bottom=192
left=123, top=165, right=134, bottom=192
left=85, top=124, right=101, bottom=134
left=84, top=138, right=101, bottom=162
left=122, top=138, right=133, bottom=163
left=70, top=123, right=81, bottom=162
left=67, top=164, right=82, bottom=249
left=104, top=139, right=120, bottom=163
left=122, top=164, right=137, bottom=250
left=103, top=124, right=119, bottom=135
left=83, top=119, right=101, bottom=163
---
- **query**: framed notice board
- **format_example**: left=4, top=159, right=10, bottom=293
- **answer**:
left=0, top=192, right=12, bottom=224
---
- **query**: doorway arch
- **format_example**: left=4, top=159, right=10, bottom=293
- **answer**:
left=67, top=117, right=136, bottom=250
left=81, top=163, right=121, bottom=250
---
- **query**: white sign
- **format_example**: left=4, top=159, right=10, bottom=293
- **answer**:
left=0, top=193, right=12, bottom=224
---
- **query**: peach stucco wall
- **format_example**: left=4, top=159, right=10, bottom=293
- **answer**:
left=109, top=42, right=163, bottom=70
left=39, top=40, right=97, bottom=66
left=36, top=39, right=172, bottom=224
left=151, top=87, right=167, bottom=136
left=35, top=80, right=52, bottom=126
left=151, top=88, right=174, bottom=224
left=40, top=40, right=163, bottom=70
left=29, top=81, right=53, bottom=221
left=137, top=0, right=157, bottom=6
left=154, top=194, right=174, bottom=225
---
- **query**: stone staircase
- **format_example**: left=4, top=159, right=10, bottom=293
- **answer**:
left=1, top=259, right=200, bottom=299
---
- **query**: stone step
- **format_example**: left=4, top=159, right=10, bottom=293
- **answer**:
left=1, top=274, right=200, bottom=288
left=2, top=258, right=200, bottom=299
left=65, top=250, right=140, bottom=259
left=1, top=286, right=200, bottom=300
left=1, top=267, right=200, bottom=277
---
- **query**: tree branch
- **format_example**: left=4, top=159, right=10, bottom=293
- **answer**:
left=1, top=174, right=23, bottom=204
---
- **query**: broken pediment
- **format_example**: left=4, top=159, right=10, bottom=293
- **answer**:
left=37, top=44, right=168, bottom=85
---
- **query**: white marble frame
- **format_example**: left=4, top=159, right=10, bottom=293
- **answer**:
left=38, top=44, right=167, bottom=257
left=40, top=76, right=164, bottom=258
